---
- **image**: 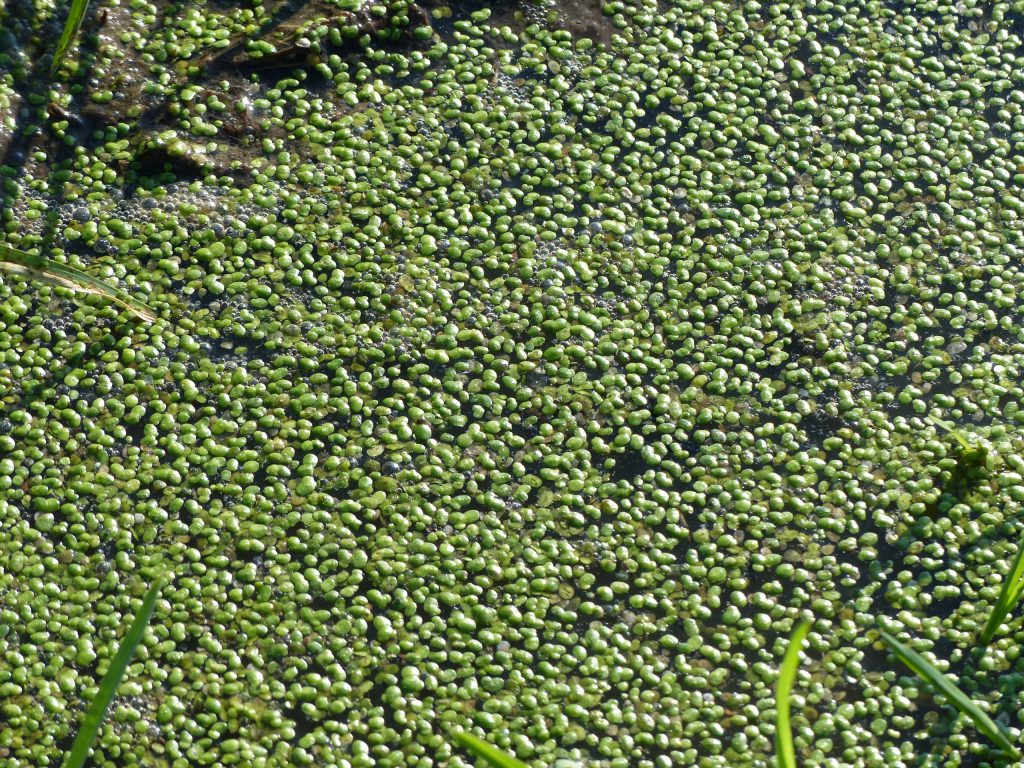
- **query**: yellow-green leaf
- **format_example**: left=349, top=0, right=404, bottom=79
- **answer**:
left=776, top=620, right=811, bottom=768
left=0, top=243, right=155, bottom=321
left=453, top=732, right=529, bottom=768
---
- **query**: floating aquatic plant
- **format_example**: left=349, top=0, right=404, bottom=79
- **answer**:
left=776, top=620, right=811, bottom=768
left=2, top=0, right=1024, bottom=761
left=0, top=242, right=155, bottom=321
left=63, top=573, right=166, bottom=768
left=879, top=630, right=1019, bottom=759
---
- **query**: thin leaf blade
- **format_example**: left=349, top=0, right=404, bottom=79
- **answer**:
left=879, top=630, right=1020, bottom=759
left=776, top=620, right=811, bottom=768
left=453, top=731, right=530, bottom=768
left=928, top=414, right=973, bottom=450
left=62, top=573, right=166, bottom=768
left=0, top=243, right=155, bottom=321
left=980, top=537, right=1024, bottom=644
left=51, top=0, right=93, bottom=74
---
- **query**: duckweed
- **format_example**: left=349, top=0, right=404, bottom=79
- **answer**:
left=2, top=0, right=1024, bottom=764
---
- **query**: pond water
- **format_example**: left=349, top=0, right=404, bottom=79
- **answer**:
left=1, top=0, right=1024, bottom=765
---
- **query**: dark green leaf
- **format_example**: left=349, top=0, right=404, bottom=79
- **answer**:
left=880, top=630, right=1019, bottom=759
left=51, top=0, right=93, bottom=74
left=980, top=536, right=1024, bottom=644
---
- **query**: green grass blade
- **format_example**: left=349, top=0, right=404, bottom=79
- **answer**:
left=51, top=0, right=93, bottom=74
left=928, top=414, right=975, bottom=451
left=980, top=537, right=1024, bottom=644
left=453, top=732, right=529, bottom=768
left=0, top=243, right=155, bottom=321
left=62, top=574, right=166, bottom=768
left=879, top=630, right=1020, bottom=759
left=776, top=620, right=811, bottom=768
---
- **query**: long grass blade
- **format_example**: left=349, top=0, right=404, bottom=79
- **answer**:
left=879, top=630, right=1020, bottom=759
left=62, top=574, right=166, bottom=768
left=980, top=537, right=1024, bottom=644
left=776, top=620, right=811, bottom=768
left=453, top=732, right=529, bottom=768
left=0, top=243, right=155, bottom=321
left=51, top=0, right=93, bottom=74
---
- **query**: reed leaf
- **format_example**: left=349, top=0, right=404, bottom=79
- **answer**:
left=879, top=630, right=1020, bottom=759
left=0, top=243, right=155, bottom=321
left=51, top=0, right=93, bottom=74
left=453, top=732, right=529, bottom=768
left=62, top=574, right=165, bottom=768
left=776, top=620, right=811, bottom=768
left=979, top=537, right=1024, bottom=644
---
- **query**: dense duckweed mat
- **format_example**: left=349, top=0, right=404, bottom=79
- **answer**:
left=2, top=0, right=1024, bottom=764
